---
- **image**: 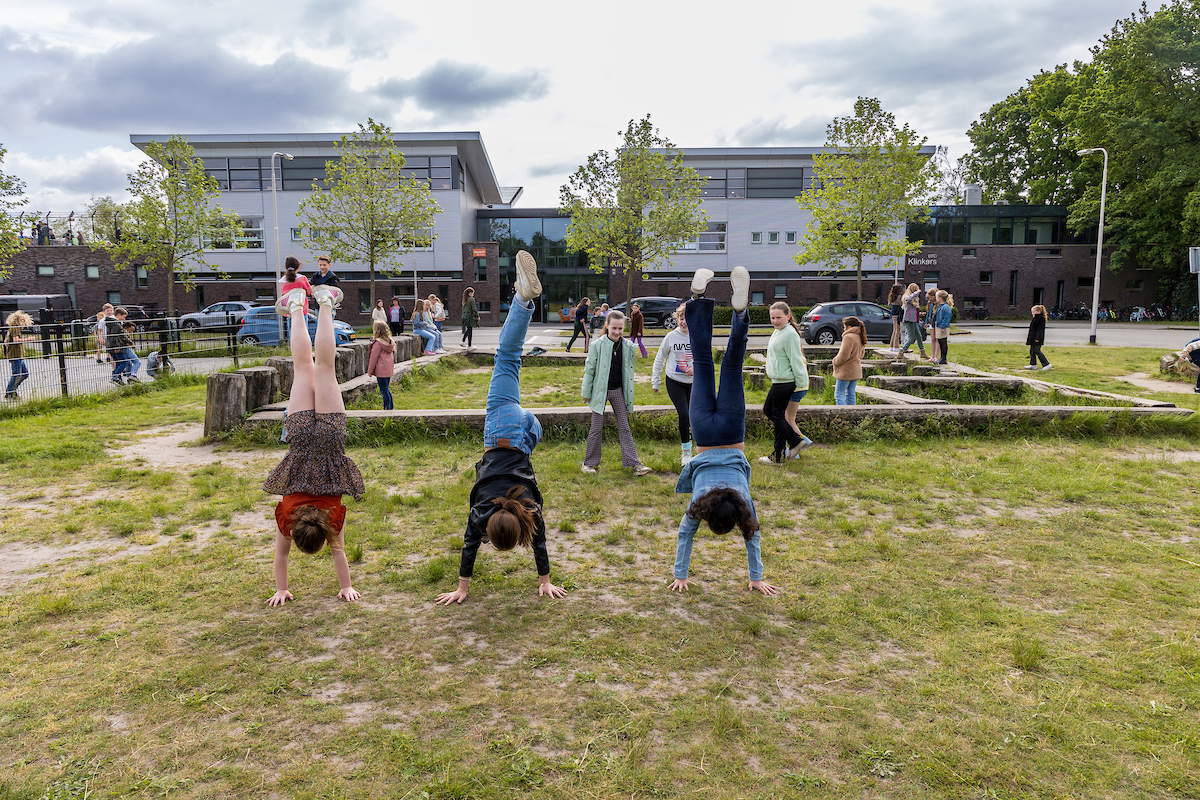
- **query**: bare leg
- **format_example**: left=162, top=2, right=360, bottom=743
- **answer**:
left=314, top=304, right=345, bottom=414
left=786, top=399, right=805, bottom=438
left=289, top=309, right=316, bottom=413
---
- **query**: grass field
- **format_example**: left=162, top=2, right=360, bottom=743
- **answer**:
left=1, top=345, right=1198, bottom=799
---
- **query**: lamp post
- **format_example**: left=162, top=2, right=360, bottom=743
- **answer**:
left=1077, top=147, right=1108, bottom=345
left=271, top=151, right=294, bottom=341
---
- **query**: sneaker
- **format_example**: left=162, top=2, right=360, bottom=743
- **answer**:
left=581, top=464, right=597, bottom=474
left=757, top=456, right=780, bottom=466
left=633, top=464, right=652, bottom=476
left=1022, top=365, right=1038, bottom=370
left=690, top=268, right=715, bottom=298
left=423, top=350, right=436, bottom=356
left=1194, top=388, right=1200, bottom=394
left=1041, top=364, right=1053, bottom=371
left=680, top=452, right=692, bottom=467
left=788, top=437, right=814, bottom=457
left=126, top=375, right=140, bottom=383
left=730, top=265, right=750, bottom=312
left=313, top=286, right=343, bottom=309
left=276, top=287, right=307, bottom=315
left=515, top=250, right=542, bottom=301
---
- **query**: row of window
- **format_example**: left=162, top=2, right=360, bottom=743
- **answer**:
left=31, top=264, right=149, bottom=287
left=202, top=156, right=459, bottom=192
left=750, top=231, right=798, bottom=245
left=289, top=227, right=434, bottom=251
left=908, top=215, right=1085, bottom=246
left=697, top=168, right=812, bottom=199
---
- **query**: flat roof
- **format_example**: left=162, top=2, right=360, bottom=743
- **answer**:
left=679, top=145, right=938, bottom=160
left=129, top=132, right=504, bottom=204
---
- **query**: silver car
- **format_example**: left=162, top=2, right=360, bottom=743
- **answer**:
left=800, top=302, right=894, bottom=345
left=179, top=301, right=263, bottom=330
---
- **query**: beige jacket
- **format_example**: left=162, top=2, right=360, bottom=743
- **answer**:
left=831, top=333, right=865, bottom=380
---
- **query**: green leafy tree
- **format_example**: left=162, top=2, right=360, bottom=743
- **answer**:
left=559, top=115, right=708, bottom=306
left=795, top=97, right=937, bottom=302
left=83, top=195, right=124, bottom=246
left=107, top=135, right=243, bottom=316
left=0, top=144, right=28, bottom=276
left=296, top=119, right=442, bottom=310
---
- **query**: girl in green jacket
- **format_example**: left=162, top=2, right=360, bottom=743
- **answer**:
left=581, top=309, right=651, bottom=476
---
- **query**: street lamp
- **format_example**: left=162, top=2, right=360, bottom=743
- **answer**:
left=1077, top=147, right=1108, bottom=345
left=271, top=151, right=294, bottom=341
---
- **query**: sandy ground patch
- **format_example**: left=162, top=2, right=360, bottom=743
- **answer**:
left=109, top=422, right=256, bottom=470
left=0, top=540, right=156, bottom=594
left=1114, top=372, right=1196, bottom=395
left=1114, top=448, right=1200, bottom=463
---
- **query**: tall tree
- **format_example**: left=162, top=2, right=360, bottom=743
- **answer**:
left=795, top=97, right=937, bottom=301
left=107, top=135, right=243, bottom=316
left=559, top=115, right=708, bottom=306
left=83, top=195, right=124, bottom=245
left=296, top=119, right=441, bottom=311
left=0, top=144, right=27, bottom=276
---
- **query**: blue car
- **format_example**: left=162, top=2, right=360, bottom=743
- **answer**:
left=237, top=307, right=355, bottom=346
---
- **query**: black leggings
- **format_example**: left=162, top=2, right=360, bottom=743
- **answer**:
left=762, top=380, right=801, bottom=461
left=938, top=335, right=949, bottom=363
left=664, top=377, right=692, bottom=443
left=1029, top=343, right=1048, bottom=367
left=462, top=325, right=473, bottom=347
left=567, top=320, right=589, bottom=351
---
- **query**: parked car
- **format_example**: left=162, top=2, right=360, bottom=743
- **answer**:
left=800, top=302, right=894, bottom=345
left=120, top=305, right=168, bottom=332
left=179, top=301, right=263, bottom=331
left=589, top=296, right=684, bottom=331
left=237, top=307, right=355, bottom=346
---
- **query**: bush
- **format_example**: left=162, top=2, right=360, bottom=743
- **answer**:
left=711, top=305, right=810, bottom=325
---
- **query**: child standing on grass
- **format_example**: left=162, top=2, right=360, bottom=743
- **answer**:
left=1025, top=305, right=1051, bottom=371
left=581, top=309, right=652, bottom=477
left=4, top=311, right=34, bottom=400
left=367, top=321, right=395, bottom=410
left=435, top=251, right=568, bottom=605
left=670, top=267, right=778, bottom=597
left=759, top=301, right=812, bottom=465
left=652, top=303, right=695, bottom=466
left=263, top=283, right=365, bottom=606
left=934, top=290, right=953, bottom=365
left=832, top=316, right=866, bottom=405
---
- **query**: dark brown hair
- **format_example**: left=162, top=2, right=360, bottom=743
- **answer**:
left=887, top=283, right=904, bottom=304
left=486, top=485, right=538, bottom=550
left=687, top=487, right=760, bottom=540
left=842, top=315, right=867, bottom=346
left=290, top=505, right=339, bottom=554
left=462, top=287, right=474, bottom=303
left=284, top=255, right=301, bottom=282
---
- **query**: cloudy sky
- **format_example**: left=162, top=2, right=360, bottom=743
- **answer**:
left=0, top=0, right=1159, bottom=213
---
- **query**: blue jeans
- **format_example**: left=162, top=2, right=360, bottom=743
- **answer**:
left=686, top=298, right=749, bottom=447
left=483, top=297, right=542, bottom=455
left=113, top=347, right=141, bottom=379
left=415, top=328, right=436, bottom=350
left=6, top=358, right=28, bottom=395
left=377, top=377, right=393, bottom=410
left=835, top=379, right=857, bottom=405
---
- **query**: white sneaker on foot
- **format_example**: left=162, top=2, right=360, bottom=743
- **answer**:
left=730, top=265, right=750, bottom=312
left=1023, top=365, right=1038, bottom=370
left=788, top=437, right=814, bottom=457
left=633, top=464, right=652, bottom=476
left=690, top=268, right=715, bottom=298
left=581, top=464, right=597, bottom=474
left=515, top=250, right=542, bottom=301
left=313, top=286, right=343, bottom=309
left=757, top=456, right=780, bottom=466
left=1041, top=364, right=1052, bottom=370
left=681, top=451, right=693, bottom=466
left=276, top=288, right=306, bottom=315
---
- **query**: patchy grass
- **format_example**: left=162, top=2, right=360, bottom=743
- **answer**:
left=1, top=357, right=1199, bottom=798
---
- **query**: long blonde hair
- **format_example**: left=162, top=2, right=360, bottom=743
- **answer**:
left=372, top=320, right=392, bottom=343
left=5, top=311, right=32, bottom=338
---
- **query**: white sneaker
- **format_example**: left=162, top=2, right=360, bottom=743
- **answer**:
left=276, top=288, right=306, bottom=315
left=581, top=464, right=597, bottom=474
left=1023, top=365, right=1038, bottom=370
left=788, top=437, right=814, bottom=457
left=730, top=266, right=750, bottom=312
left=634, top=464, right=652, bottom=476
left=690, top=268, right=715, bottom=298
left=681, top=451, right=693, bottom=466
left=515, top=250, right=542, bottom=301
left=757, top=456, right=779, bottom=466
left=1041, top=364, right=1053, bottom=370
left=313, top=286, right=343, bottom=309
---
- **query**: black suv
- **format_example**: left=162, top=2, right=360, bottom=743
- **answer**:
left=800, top=302, right=894, bottom=345
left=590, top=296, right=685, bottom=331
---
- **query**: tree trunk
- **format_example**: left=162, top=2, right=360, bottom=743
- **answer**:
left=166, top=265, right=175, bottom=317
left=856, top=252, right=863, bottom=303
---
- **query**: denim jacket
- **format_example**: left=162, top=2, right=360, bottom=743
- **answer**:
left=933, top=302, right=952, bottom=329
left=673, top=448, right=763, bottom=581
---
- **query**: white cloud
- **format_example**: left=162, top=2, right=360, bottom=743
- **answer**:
left=7, top=147, right=148, bottom=211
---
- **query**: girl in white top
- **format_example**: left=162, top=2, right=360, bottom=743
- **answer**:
left=651, top=303, right=695, bottom=465
left=371, top=300, right=387, bottom=326
left=427, top=294, right=447, bottom=332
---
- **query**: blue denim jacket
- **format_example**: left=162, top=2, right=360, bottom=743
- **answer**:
left=673, top=448, right=763, bottom=581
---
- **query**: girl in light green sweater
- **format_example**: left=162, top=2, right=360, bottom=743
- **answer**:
left=760, top=302, right=813, bottom=465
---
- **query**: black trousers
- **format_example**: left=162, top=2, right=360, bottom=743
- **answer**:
left=1029, top=343, right=1048, bottom=367
left=664, top=377, right=692, bottom=443
left=762, top=380, right=801, bottom=461
left=566, top=320, right=589, bottom=351
left=462, top=325, right=474, bottom=346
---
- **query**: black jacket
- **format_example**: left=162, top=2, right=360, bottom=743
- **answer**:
left=106, top=317, right=131, bottom=350
left=312, top=270, right=340, bottom=287
left=459, top=449, right=549, bottom=578
left=1026, top=315, right=1045, bottom=346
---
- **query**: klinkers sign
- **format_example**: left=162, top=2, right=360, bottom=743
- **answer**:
left=908, top=254, right=938, bottom=267
left=471, top=248, right=487, bottom=258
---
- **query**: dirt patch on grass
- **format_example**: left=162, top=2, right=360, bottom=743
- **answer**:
left=1113, top=449, right=1200, bottom=463
left=0, top=539, right=155, bottom=594
left=1114, top=372, right=1195, bottom=395
left=110, top=423, right=229, bottom=469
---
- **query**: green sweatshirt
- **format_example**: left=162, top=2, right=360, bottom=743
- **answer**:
left=765, top=325, right=809, bottom=391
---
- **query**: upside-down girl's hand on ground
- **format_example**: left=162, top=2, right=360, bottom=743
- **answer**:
left=434, top=587, right=468, bottom=605
left=749, top=580, right=779, bottom=596
left=538, top=581, right=568, bottom=599
left=337, top=586, right=360, bottom=602
left=267, top=590, right=293, bottom=607
left=668, top=578, right=689, bottom=593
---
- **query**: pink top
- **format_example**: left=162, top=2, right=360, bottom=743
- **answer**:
left=368, top=339, right=395, bottom=378
left=280, top=275, right=313, bottom=315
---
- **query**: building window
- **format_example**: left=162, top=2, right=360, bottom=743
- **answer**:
left=136, top=267, right=148, bottom=288
left=965, top=297, right=986, bottom=309
left=681, top=222, right=727, bottom=252
left=1033, top=287, right=1045, bottom=305
left=785, top=231, right=797, bottom=244
left=1035, top=249, right=1062, bottom=258
left=963, top=248, right=977, bottom=257
left=1126, top=279, right=1144, bottom=290
left=476, top=301, right=491, bottom=312
left=658, top=283, right=669, bottom=295
left=64, top=282, right=75, bottom=306
left=36, top=265, right=54, bottom=276
left=746, top=167, right=804, bottom=198
left=979, top=271, right=992, bottom=284
left=924, top=271, right=940, bottom=281
left=85, top=265, right=100, bottom=280
left=1008, top=271, right=1018, bottom=306
left=107, top=291, right=121, bottom=305
left=256, top=287, right=275, bottom=300
left=291, top=228, right=304, bottom=241
left=1078, top=276, right=1094, bottom=288
left=359, top=289, right=371, bottom=314
left=751, top=291, right=764, bottom=306
left=403, top=228, right=434, bottom=251
left=768, top=231, right=779, bottom=244
left=474, top=257, right=488, bottom=282
left=774, top=284, right=787, bottom=299
left=829, top=284, right=838, bottom=302
left=751, top=231, right=762, bottom=244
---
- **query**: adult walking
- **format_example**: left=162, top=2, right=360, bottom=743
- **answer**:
left=566, top=297, right=590, bottom=353
left=759, top=301, right=812, bottom=465
left=1024, top=304, right=1051, bottom=371
left=629, top=303, right=648, bottom=358
left=581, top=309, right=651, bottom=476
left=652, top=303, right=694, bottom=466
left=897, top=283, right=927, bottom=359
left=461, top=287, right=479, bottom=347
left=832, top=316, right=866, bottom=405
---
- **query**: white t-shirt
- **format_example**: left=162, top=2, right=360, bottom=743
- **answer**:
left=652, top=328, right=693, bottom=389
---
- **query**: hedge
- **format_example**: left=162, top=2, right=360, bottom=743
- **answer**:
left=711, top=305, right=812, bottom=325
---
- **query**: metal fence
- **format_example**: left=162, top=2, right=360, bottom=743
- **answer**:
left=2, top=313, right=258, bottom=404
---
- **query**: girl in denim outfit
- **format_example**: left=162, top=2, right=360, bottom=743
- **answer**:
left=669, top=267, right=779, bottom=597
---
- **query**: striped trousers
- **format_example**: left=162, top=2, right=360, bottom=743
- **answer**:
left=583, top=388, right=641, bottom=468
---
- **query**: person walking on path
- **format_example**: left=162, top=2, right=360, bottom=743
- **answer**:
left=759, top=301, right=812, bottom=465
left=669, top=266, right=778, bottom=597
left=933, top=290, right=953, bottom=365
left=652, top=303, right=695, bottom=466
left=832, top=316, right=867, bottom=405
left=367, top=321, right=395, bottom=410
left=629, top=303, right=648, bottom=358
left=4, top=311, right=34, bottom=400
left=897, top=283, right=928, bottom=359
left=887, top=283, right=904, bottom=351
left=461, top=287, right=479, bottom=347
left=566, top=297, right=591, bottom=353
left=434, top=250, right=568, bottom=605
left=1024, top=304, right=1051, bottom=371
left=581, top=309, right=651, bottom=476
left=263, top=282, right=364, bottom=606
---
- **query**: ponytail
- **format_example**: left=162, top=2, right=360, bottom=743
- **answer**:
left=284, top=255, right=301, bottom=283
left=486, top=485, right=539, bottom=550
